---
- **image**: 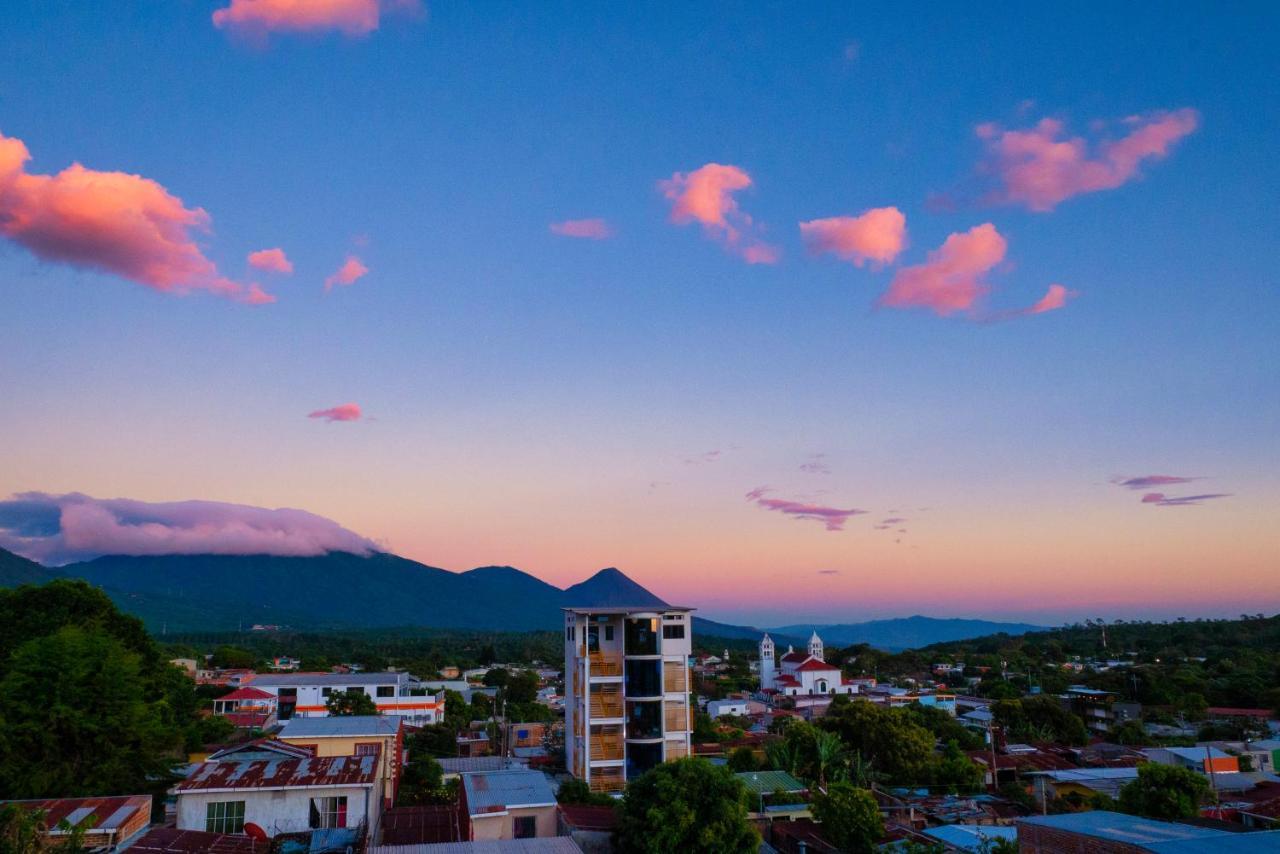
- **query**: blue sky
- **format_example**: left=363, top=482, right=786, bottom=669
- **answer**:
left=0, top=2, right=1276, bottom=624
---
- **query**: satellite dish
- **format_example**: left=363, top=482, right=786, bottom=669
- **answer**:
left=244, top=822, right=269, bottom=841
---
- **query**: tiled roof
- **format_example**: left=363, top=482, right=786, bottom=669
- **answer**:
left=780, top=652, right=810, bottom=664
left=794, top=659, right=839, bottom=673
left=557, top=804, right=619, bottom=831
left=462, top=770, right=556, bottom=817
left=222, top=712, right=272, bottom=729
left=178, top=753, right=378, bottom=791
left=215, top=687, right=275, bottom=702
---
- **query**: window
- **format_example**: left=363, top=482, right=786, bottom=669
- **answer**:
left=310, top=796, right=348, bottom=829
left=355, top=742, right=380, bottom=757
left=206, top=801, right=245, bottom=834
left=662, top=624, right=685, bottom=640
left=376, top=685, right=394, bottom=697
left=279, top=688, right=297, bottom=698
left=514, top=815, right=537, bottom=839
left=321, top=687, right=332, bottom=697
left=604, top=625, right=614, bottom=642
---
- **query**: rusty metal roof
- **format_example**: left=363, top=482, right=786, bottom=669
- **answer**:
left=0, top=795, right=150, bottom=835
left=178, top=752, right=378, bottom=791
left=128, top=827, right=268, bottom=853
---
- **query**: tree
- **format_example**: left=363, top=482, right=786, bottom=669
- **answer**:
left=0, top=805, right=88, bottom=853
left=502, top=670, right=539, bottom=706
left=325, top=688, right=377, bottom=716
left=482, top=668, right=510, bottom=688
left=398, top=752, right=449, bottom=806
left=1117, top=763, right=1209, bottom=819
left=556, top=778, right=617, bottom=807
left=934, top=740, right=983, bottom=794
left=1106, top=719, right=1148, bottom=745
left=0, top=625, right=179, bottom=798
left=617, top=757, right=758, bottom=854
left=727, top=746, right=757, bottom=773
left=210, top=645, right=256, bottom=669
left=822, top=701, right=935, bottom=784
left=810, top=782, right=883, bottom=854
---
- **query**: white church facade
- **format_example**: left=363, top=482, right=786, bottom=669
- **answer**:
left=759, top=631, right=861, bottom=697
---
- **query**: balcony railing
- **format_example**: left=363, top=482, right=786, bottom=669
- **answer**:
left=664, top=701, right=688, bottom=733
left=589, top=686, right=623, bottom=719
left=590, top=725, right=625, bottom=761
left=590, top=653, right=623, bottom=678
left=589, top=767, right=626, bottom=794
left=663, top=662, right=687, bottom=694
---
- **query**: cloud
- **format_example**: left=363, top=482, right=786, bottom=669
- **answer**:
left=982, top=283, right=1078, bottom=323
left=745, top=486, right=866, bottom=531
left=324, top=255, right=368, bottom=291
left=0, top=491, right=379, bottom=566
left=1141, top=492, right=1231, bottom=507
left=248, top=247, right=293, bottom=274
left=1114, top=474, right=1199, bottom=490
left=549, top=218, right=613, bottom=239
left=799, top=207, right=907, bottom=268
left=817, top=569, right=841, bottom=576
left=684, top=450, right=722, bottom=465
left=976, top=109, right=1199, bottom=211
left=878, top=223, right=1006, bottom=316
left=0, top=130, right=270, bottom=304
left=658, top=163, right=779, bottom=264
left=212, top=0, right=421, bottom=40
left=799, top=454, right=831, bottom=475
left=307, top=403, right=362, bottom=422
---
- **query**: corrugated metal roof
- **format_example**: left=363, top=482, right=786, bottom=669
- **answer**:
left=177, top=753, right=378, bottom=791
left=0, top=795, right=150, bottom=835
left=1018, top=811, right=1225, bottom=843
left=734, top=770, right=807, bottom=795
left=439, top=757, right=526, bottom=775
left=922, top=824, right=1017, bottom=852
left=1144, top=832, right=1280, bottom=853
left=369, top=840, right=583, bottom=854
left=128, top=827, right=268, bottom=853
left=280, top=715, right=400, bottom=738
left=462, top=770, right=556, bottom=816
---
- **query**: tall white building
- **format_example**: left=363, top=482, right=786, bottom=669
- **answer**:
left=759, top=631, right=860, bottom=697
left=564, top=606, right=694, bottom=793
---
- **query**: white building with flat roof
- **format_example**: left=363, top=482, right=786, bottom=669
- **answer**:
left=245, top=672, right=441, bottom=725
left=564, top=604, right=694, bottom=794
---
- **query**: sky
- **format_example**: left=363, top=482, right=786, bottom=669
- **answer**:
left=0, top=2, right=1277, bottom=627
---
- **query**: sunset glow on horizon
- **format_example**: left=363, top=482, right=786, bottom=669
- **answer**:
left=1, top=4, right=1276, bottom=627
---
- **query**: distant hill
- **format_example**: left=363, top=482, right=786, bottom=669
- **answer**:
left=769, top=615, right=1044, bottom=651
left=0, top=548, right=60, bottom=587
left=0, top=547, right=1040, bottom=648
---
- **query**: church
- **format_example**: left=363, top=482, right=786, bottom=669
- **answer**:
left=759, top=631, right=860, bottom=696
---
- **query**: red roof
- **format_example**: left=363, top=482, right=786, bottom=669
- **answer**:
left=794, top=659, right=840, bottom=674
left=1207, top=707, right=1274, bottom=718
left=558, top=804, right=619, bottom=832
left=775, top=675, right=800, bottom=687
left=381, top=804, right=465, bottom=845
left=128, top=828, right=267, bottom=853
left=216, top=687, right=275, bottom=702
left=0, top=795, right=150, bottom=837
left=179, top=753, right=378, bottom=791
left=780, top=652, right=810, bottom=664
left=222, top=712, right=272, bottom=729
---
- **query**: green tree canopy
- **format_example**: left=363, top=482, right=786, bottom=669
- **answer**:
left=617, top=757, right=758, bottom=854
left=1117, top=763, right=1209, bottom=819
left=934, top=739, right=983, bottom=794
left=810, top=782, right=884, bottom=854
left=325, top=688, right=378, bottom=716
left=821, top=700, right=935, bottom=784
left=0, top=625, right=179, bottom=797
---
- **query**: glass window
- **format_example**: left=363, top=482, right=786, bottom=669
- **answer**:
left=321, top=687, right=332, bottom=697
left=355, top=742, right=380, bottom=756
left=309, top=796, right=348, bottom=829
left=376, top=685, right=394, bottom=697
left=604, top=626, right=614, bottom=642
left=624, top=618, right=658, bottom=656
left=662, top=625, right=685, bottom=640
left=514, top=815, right=537, bottom=838
left=205, top=801, right=245, bottom=834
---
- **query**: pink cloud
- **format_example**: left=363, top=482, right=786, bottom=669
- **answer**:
left=0, top=491, right=378, bottom=565
left=308, top=403, right=362, bottom=422
left=549, top=218, right=613, bottom=239
left=1114, top=474, right=1199, bottom=490
left=247, top=247, right=293, bottom=274
left=212, top=0, right=421, bottom=39
left=745, top=486, right=866, bottom=531
left=1027, top=283, right=1074, bottom=314
left=658, top=163, right=779, bottom=264
left=799, top=207, right=907, bottom=267
left=1141, top=492, right=1231, bottom=507
left=976, top=109, right=1199, bottom=211
left=0, top=130, right=270, bottom=305
left=799, top=454, right=831, bottom=475
left=324, top=255, right=368, bottom=291
left=879, top=223, right=1006, bottom=316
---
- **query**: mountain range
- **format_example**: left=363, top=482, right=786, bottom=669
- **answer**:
left=0, top=547, right=1041, bottom=648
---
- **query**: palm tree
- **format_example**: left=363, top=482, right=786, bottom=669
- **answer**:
left=810, top=729, right=849, bottom=789
left=765, top=740, right=799, bottom=777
